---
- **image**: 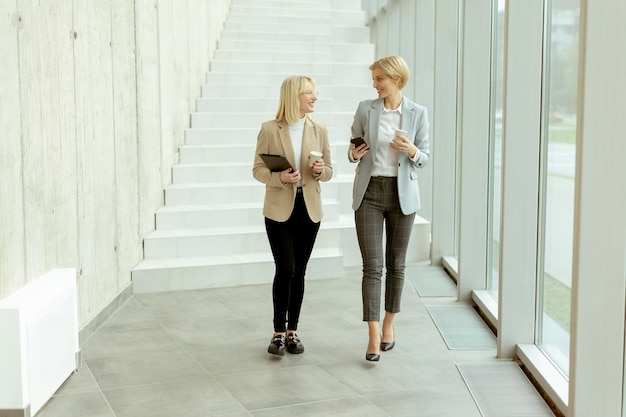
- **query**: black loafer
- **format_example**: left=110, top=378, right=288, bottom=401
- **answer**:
left=286, top=332, right=304, bottom=354
left=268, top=334, right=286, bottom=356
left=365, top=353, right=380, bottom=361
left=381, top=340, right=395, bottom=351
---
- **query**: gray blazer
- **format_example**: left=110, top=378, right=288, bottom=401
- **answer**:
left=349, top=97, right=430, bottom=214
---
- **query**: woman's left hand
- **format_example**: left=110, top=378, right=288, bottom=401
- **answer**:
left=390, top=134, right=419, bottom=159
left=311, top=159, right=324, bottom=175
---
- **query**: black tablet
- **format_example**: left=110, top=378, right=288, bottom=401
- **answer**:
left=259, top=153, right=293, bottom=172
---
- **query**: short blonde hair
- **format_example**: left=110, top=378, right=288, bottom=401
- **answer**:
left=275, top=76, right=316, bottom=124
left=369, top=55, right=410, bottom=90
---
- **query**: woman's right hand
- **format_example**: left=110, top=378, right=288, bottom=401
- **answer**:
left=351, top=143, right=369, bottom=161
left=279, top=168, right=300, bottom=184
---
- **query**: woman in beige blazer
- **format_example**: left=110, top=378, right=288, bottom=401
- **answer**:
left=252, top=76, right=332, bottom=356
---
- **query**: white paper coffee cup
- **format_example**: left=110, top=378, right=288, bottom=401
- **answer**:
left=308, top=151, right=323, bottom=167
left=395, top=129, right=407, bottom=139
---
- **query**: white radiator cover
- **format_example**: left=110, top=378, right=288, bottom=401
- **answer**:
left=0, top=268, right=79, bottom=416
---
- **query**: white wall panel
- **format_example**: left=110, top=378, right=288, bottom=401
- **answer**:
left=456, top=0, right=492, bottom=301
left=430, top=0, right=460, bottom=263
left=569, top=0, right=626, bottom=415
left=497, top=0, right=544, bottom=357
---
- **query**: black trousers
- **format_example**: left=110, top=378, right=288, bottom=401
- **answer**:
left=265, top=190, right=320, bottom=332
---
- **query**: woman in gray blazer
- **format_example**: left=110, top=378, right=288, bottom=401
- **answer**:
left=348, top=56, right=430, bottom=361
left=253, top=76, right=332, bottom=357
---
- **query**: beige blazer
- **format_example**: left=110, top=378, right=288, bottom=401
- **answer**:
left=252, top=117, right=333, bottom=222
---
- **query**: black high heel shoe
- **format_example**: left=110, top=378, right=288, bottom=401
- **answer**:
left=365, top=352, right=380, bottom=361
left=381, top=326, right=395, bottom=351
left=380, top=340, right=395, bottom=351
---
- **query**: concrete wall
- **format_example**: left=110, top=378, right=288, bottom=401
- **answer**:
left=0, top=0, right=230, bottom=326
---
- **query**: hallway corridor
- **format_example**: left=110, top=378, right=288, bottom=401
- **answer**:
left=36, top=265, right=554, bottom=417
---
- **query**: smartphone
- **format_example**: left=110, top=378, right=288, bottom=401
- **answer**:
left=350, top=137, right=366, bottom=147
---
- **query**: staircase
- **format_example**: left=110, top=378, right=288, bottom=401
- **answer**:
left=131, top=0, right=430, bottom=293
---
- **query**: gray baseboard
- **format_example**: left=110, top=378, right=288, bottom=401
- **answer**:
left=78, top=282, right=133, bottom=346
left=0, top=406, right=30, bottom=417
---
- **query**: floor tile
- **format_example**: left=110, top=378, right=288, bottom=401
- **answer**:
left=457, top=362, right=555, bottom=416
left=35, top=392, right=115, bottom=417
left=426, top=304, right=497, bottom=349
left=102, top=375, right=246, bottom=417
left=98, top=297, right=160, bottom=332
left=81, top=327, right=182, bottom=360
left=408, top=265, right=457, bottom=297
left=85, top=348, right=208, bottom=390
left=366, top=384, right=482, bottom=417
left=52, top=361, right=100, bottom=396
left=251, top=397, right=388, bottom=417
left=135, top=288, right=247, bottom=326
left=215, top=365, right=356, bottom=410
left=320, top=352, right=461, bottom=395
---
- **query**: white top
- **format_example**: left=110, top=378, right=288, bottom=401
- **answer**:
left=371, top=102, right=402, bottom=177
left=288, top=117, right=306, bottom=186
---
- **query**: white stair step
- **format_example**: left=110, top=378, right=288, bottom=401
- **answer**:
left=172, top=162, right=257, bottom=184
left=183, top=126, right=348, bottom=146
left=229, top=5, right=330, bottom=18
left=179, top=144, right=256, bottom=163
left=163, top=179, right=354, bottom=206
left=177, top=146, right=355, bottom=178
left=329, top=0, right=362, bottom=10
left=223, top=21, right=331, bottom=35
left=195, top=97, right=280, bottom=113
left=185, top=128, right=259, bottom=145
left=209, top=60, right=333, bottom=74
left=195, top=97, right=336, bottom=113
left=204, top=72, right=334, bottom=86
left=231, top=0, right=330, bottom=8
left=200, top=84, right=373, bottom=103
left=220, top=30, right=331, bottom=43
left=330, top=10, right=367, bottom=26
left=172, top=161, right=347, bottom=184
left=331, top=26, right=369, bottom=42
left=217, top=39, right=332, bottom=53
left=131, top=247, right=344, bottom=293
left=143, top=225, right=343, bottom=259
left=179, top=142, right=348, bottom=163
left=155, top=200, right=341, bottom=230
left=213, top=49, right=332, bottom=63
left=226, top=10, right=365, bottom=26
left=330, top=43, right=376, bottom=63
left=190, top=111, right=354, bottom=129
left=226, top=13, right=331, bottom=25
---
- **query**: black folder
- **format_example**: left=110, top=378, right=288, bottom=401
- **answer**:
left=259, top=153, right=293, bottom=172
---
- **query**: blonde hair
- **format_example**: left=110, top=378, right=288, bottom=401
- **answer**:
left=275, top=76, right=315, bottom=124
left=369, top=55, right=410, bottom=90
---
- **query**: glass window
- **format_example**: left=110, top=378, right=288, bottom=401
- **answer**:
left=537, top=0, right=580, bottom=375
left=487, top=0, right=506, bottom=298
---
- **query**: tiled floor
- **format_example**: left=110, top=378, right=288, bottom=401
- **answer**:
left=35, top=264, right=555, bottom=417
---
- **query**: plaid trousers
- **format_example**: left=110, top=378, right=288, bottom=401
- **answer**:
left=355, top=177, right=415, bottom=322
